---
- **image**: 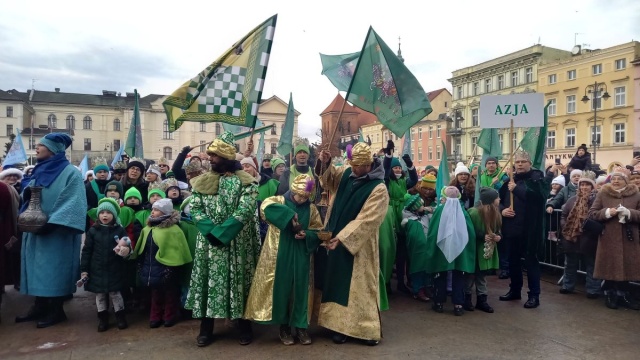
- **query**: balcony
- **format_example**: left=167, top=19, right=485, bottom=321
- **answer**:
left=448, top=128, right=464, bottom=137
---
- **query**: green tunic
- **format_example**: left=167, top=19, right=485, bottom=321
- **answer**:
left=425, top=204, right=476, bottom=274
left=402, top=209, right=432, bottom=275
left=258, top=178, right=279, bottom=201
left=186, top=172, right=261, bottom=319
left=379, top=178, right=407, bottom=285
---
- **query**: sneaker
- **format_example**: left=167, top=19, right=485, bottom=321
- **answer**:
left=296, top=327, right=312, bottom=345
left=413, top=288, right=430, bottom=302
left=279, top=325, right=295, bottom=346
left=453, top=306, right=464, bottom=316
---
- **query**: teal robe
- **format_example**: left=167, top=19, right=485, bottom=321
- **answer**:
left=21, top=165, right=87, bottom=296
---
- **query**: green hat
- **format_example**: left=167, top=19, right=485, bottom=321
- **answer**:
left=97, top=198, right=121, bottom=224
left=390, top=157, right=402, bottom=169
left=403, top=193, right=423, bottom=212
left=271, top=158, right=285, bottom=170
left=469, top=163, right=479, bottom=172
left=294, top=143, right=310, bottom=155
left=425, top=165, right=435, bottom=171
left=166, top=170, right=175, bottom=178
left=104, top=180, right=124, bottom=197
left=124, top=187, right=142, bottom=202
left=148, top=187, right=166, bottom=201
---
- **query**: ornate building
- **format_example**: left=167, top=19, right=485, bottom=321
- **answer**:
left=448, top=45, right=572, bottom=163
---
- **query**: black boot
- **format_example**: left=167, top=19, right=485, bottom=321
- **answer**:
left=238, top=319, right=253, bottom=345
left=499, top=289, right=521, bottom=301
left=115, top=310, right=128, bottom=329
left=97, top=311, right=109, bottom=332
left=617, top=294, right=640, bottom=310
left=196, top=318, right=214, bottom=347
left=524, top=293, right=540, bottom=309
left=15, top=296, right=49, bottom=323
left=37, top=297, right=67, bottom=328
left=463, top=294, right=475, bottom=311
left=475, top=295, right=494, bottom=313
left=605, top=291, right=618, bottom=309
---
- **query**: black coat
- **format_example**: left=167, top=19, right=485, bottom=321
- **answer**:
left=80, top=224, right=129, bottom=293
left=569, top=153, right=592, bottom=171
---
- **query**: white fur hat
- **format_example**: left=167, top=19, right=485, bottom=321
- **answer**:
left=570, top=169, right=583, bottom=178
left=0, top=168, right=23, bottom=180
left=596, top=175, right=607, bottom=185
left=551, top=175, right=565, bottom=187
left=23, top=165, right=35, bottom=175
left=454, top=162, right=470, bottom=177
left=84, top=170, right=94, bottom=181
left=240, top=157, right=257, bottom=170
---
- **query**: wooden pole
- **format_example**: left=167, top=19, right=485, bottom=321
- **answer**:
left=509, top=119, right=515, bottom=210
left=326, top=96, right=349, bottom=151
left=494, top=144, right=521, bottom=180
left=467, top=143, right=478, bottom=167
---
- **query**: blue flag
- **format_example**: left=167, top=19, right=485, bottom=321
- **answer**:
left=2, top=129, right=27, bottom=166
left=111, top=145, right=124, bottom=167
left=80, top=154, right=89, bottom=175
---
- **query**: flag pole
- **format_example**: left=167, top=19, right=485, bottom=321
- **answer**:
left=326, top=95, right=349, bottom=151
left=509, top=119, right=514, bottom=210
left=494, top=144, right=521, bottom=180
left=467, top=143, right=478, bottom=167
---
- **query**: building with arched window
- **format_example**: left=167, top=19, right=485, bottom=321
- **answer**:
left=48, top=113, right=57, bottom=128
left=66, top=115, right=75, bottom=130
left=113, top=118, right=121, bottom=131
left=83, top=115, right=92, bottom=129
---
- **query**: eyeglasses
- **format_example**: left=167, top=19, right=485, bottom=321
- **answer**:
left=159, top=164, right=169, bottom=168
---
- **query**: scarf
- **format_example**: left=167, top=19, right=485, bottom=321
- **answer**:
left=148, top=213, right=171, bottom=226
left=562, top=190, right=595, bottom=242
left=31, top=152, right=71, bottom=188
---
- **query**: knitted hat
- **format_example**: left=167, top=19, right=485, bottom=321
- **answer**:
left=148, top=183, right=166, bottom=201
left=390, top=157, right=402, bottom=169
left=293, top=139, right=310, bottom=155
left=93, top=157, right=110, bottom=174
left=469, top=163, right=479, bottom=173
left=570, top=169, right=583, bottom=178
left=578, top=177, right=596, bottom=188
left=39, top=133, right=72, bottom=154
left=551, top=175, right=565, bottom=187
left=403, top=193, right=423, bottom=212
left=184, top=161, right=203, bottom=175
left=206, top=131, right=236, bottom=160
left=421, top=174, right=437, bottom=189
left=595, top=175, right=608, bottom=185
left=84, top=170, right=94, bottom=181
left=485, top=157, right=498, bottom=165
left=349, top=143, right=373, bottom=166
left=240, top=157, right=257, bottom=170
left=514, top=151, right=531, bottom=163
left=113, top=161, right=127, bottom=174
left=263, top=153, right=273, bottom=161
left=0, top=168, right=23, bottom=180
left=454, top=162, right=470, bottom=176
left=146, top=164, right=161, bottom=178
left=127, top=157, right=146, bottom=173
left=152, top=198, right=174, bottom=216
left=577, top=143, right=588, bottom=153
left=166, top=170, right=175, bottom=178
left=610, top=171, right=629, bottom=184
left=479, top=187, right=499, bottom=205
left=271, top=158, right=285, bottom=170
left=424, top=165, right=435, bottom=171
left=97, top=197, right=121, bottom=224
left=104, top=180, right=124, bottom=197
left=124, top=187, right=142, bottom=202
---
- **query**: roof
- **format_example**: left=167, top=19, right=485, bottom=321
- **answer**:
left=259, top=95, right=301, bottom=115
left=0, top=89, right=24, bottom=102
left=17, top=90, right=156, bottom=109
left=320, top=93, right=360, bottom=115
left=426, top=88, right=448, bottom=102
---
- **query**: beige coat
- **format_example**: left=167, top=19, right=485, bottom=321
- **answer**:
left=589, top=184, right=640, bottom=281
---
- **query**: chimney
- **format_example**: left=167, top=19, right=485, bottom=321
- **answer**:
left=55, top=88, right=60, bottom=93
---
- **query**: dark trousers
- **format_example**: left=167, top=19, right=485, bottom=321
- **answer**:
left=507, top=236, right=541, bottom=296
left=396, top=234, right=408, bottom=288
left=497, top=235, right=510, bottom=272
left=150, top=286, right=179, bottom=322
left=434, top=270, right=464, bottom=305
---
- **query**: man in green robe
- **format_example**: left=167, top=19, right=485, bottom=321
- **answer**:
left=315, top=143, right=389, bottom=346
left=186, top=131, right=261, bottom=347
left=244, top=174, right=322, bottom=345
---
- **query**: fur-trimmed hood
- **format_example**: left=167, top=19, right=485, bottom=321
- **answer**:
left=147, top=210, right=180, bottom=228
left=190, top=169, right=257, bottom=195
left=601, top=183, right=639, bottom=198
left=0, top=168, right=24, bottom=180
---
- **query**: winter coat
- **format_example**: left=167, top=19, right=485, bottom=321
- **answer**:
left=569, top=153, right=592, bottom=171
left=560, top=193, right=598, bottom=257
left=80, top=224, right=129, bottom=293
left=589, top=184, right=640, bottom=281
left=547, top=182, right=578, bottom=210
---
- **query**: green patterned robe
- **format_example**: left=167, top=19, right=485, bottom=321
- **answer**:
left=185, top=171, right=261, bottom=319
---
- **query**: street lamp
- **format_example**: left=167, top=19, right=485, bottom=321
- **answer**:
left=446, top=110, right=465, bottom=163
left=581, top=82, right=610, bottom=164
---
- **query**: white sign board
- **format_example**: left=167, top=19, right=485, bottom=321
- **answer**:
left=479, top=93, right=544, bottom=128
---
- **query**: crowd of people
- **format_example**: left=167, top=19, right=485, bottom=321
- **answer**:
left=1, top=133, right=639, bottom=348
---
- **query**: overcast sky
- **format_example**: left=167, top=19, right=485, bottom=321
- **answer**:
left=1, top=0, right=638, bottom=142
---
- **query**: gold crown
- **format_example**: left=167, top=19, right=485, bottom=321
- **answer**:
left=148, top=181, right=164, bottom=192
left=161, top=178, right=179, bottom=192
left=350, top=143, right=373, bottom=166
left=206, top=131, right=236, bottom=160
left=184, top=161, right=203, bottom=175
left=113, top=161, right=127, bottom=171
left=93, top=156, right=108, bottom=167
left=158, top=157, right=169, bottom=165
left=291, top=174, right=315, bottom=198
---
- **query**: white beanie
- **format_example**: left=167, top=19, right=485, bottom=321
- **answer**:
left=152, top=198, right=174, bottom=216
left=570, top=169, right=583, bottom=178
left=551, top=175, right=565, bottom=187
left=454, top=162, right=470, bottom=177
left=596, top=175, right=607, bottom=185
left=240, top=157, right=257, bottom=170
left=146, top=166, right=161, bottom=178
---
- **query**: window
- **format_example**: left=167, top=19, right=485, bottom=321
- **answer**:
left=525, top=67, right=533, bottom=83
left=615, top=58, right=626, bottom=70
left=271, top=124, right=277, bottom=135
left=497, top=75, right=504, bottom=90
left=566, top=95, right=576, bottom=114
left=113, top=118, right=121, bottom=131
left=471, top=137, right=478, bottom=152
left=163, top=146, right=173, bottom=160
left=376, top=133, right=380, bottom=143
left=457, top=86, right=462, bottom=99
left=410, top=128, right=414, bottom=142
left=6, top=124, right=13, bottom=136
left=29, top=137, right=36, bottom=150
left=83, top=115, right=92, bottom=130
left=591, top=125, right=601, bottom=146
left=592, top=64, right=602, bottom=75
left=473, top=82, right=479, bottom=96
left=113, top=139, right=121, bottom=151
left=511, top=71, right=518, bottom=86
left=427, top=146, right=431, bottom=161
left=512, top=133, right=517, bottom=152
left=200, top=122, right=206, bottom=132
left=567, top=69, right=576, bottom=80
left=471, top=109, right=479, bottom=127
left=215, top=123, right=221, bottom=135
left=384, top=132, right=389, bottom=142
left=419, top=127, right=423, bottom=140
left=163, top=119, right=174, bottom=139
left=428, top=126, right=433, bottom=139
left=66, top=115, right=75, bottom=129
left=270, top=143, right=277, bottom=154
left=547, top=130, right=555, bottom=149
left=548, top=99, right=556, bottom=116
left=614, top=86, right=626, bottom=107
left=84, top=138, right=92, bottom=151
left=614, top=123, right=626, bottom=143
left=591, top=90, right=602, bottom=110
left=48, top=114, right=57, bottom=128
left=6, top=106, right=13, bottom=117
left=566, top=128, right=576, bottom=148
left=485, top=78, right=492, bottom=93
left=548, top=74, right=557, bottom=84
left=436, top=145, right=441, bottom=160
left=418, top=146, right=423, bottom=162
left=436, top=125, right=441, bottom=138
left=498, top=134, right=504, bottom=153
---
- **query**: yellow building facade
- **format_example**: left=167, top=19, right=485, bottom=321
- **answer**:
left=360, top=122, right=386, bottom=154
left=538, top=41, right=640, bottom=171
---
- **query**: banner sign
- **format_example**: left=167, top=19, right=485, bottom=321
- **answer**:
left=479, top=93, right=544, bottom=128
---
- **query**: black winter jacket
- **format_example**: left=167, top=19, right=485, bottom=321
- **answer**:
left=80, top=224, right=129, bottom=293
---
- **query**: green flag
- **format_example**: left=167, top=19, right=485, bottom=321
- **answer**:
left=256, top=131, right=265, bottom=166
left=358, top=128, right=364, bottom=142
left=477, top=128, right=502, bottom=160
left=520, top=101, right=550, bottom=170
left=435, top=141, right=450, bottom=202
left=320, top=52, right=360, bottom=92
left=277, top=93, right=295, bottom=156
left=125, top=89, right=144, bottom=158
left=343, top=27, right=432, bottom=137
left=163, top=15, right=277, bottom=131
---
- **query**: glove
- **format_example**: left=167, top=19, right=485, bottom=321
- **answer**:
left=206, top=233, right=224, bottom=247
left=618, top=206, right=630, bottom=223
left=384, top=140, right=395, bottom=155
left=402, top=154, right=413, bottom=169
left=181, top=145, right=192, bottom=154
